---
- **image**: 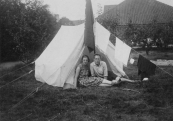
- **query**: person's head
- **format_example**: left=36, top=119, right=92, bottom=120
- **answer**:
left=81, top=55, right=90, bottom=65
left=94, top=54, right=101, bottom=65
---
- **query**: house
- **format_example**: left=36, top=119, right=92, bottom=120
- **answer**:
left=98, top=0, right=173, bottom=45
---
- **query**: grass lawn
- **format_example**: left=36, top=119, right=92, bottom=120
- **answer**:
left=0, top=50, right=173, bottom=121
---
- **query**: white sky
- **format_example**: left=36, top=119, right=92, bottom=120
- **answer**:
left=43, top=0, right=173, bottom=20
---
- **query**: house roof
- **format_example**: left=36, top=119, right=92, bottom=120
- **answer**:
left=104, top=5, right=116, bottom=13
left=99, top=0, right=173, bottom=25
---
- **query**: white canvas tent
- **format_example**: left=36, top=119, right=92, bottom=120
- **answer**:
left=35, top=22, right=126, bottom=89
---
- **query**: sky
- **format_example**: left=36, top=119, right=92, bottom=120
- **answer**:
left=43, top=0, right=173, bottom=20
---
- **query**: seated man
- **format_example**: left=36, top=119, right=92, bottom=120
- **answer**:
left=90, top=54, right=135, bottom=84
left=90, top=54, right=108, bottom=79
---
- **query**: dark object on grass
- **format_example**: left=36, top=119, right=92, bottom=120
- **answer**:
left=137, top=55, right=156, bottom=80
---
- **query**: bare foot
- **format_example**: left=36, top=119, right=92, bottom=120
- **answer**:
left=111, top=77, right=121, bottom=85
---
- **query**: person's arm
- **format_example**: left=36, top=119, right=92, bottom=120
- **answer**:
left=90, top=64, right=95, bottom=77
left=103, top=62, right=108, bottom=79
left=74, top=66, right=80, bottom=86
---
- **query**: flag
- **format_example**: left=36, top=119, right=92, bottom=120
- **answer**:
left=84, top=0, right=95, bottom=53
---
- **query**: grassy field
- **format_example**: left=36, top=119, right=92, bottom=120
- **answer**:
left=0, top=50, right=173, bottom=121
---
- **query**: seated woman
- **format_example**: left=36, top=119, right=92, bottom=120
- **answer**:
left=74, top=55, right=120, bottom=87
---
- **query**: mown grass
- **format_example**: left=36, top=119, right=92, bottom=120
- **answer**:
left=0, top=50, right=173, bottom=121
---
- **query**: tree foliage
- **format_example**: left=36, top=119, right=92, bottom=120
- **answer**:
left=123, top=20, right=173, bottom=48
left=0, top=0, right=60, bottom=62
left=98, top=13, right=173, bottom=48
left=97, top=12, right=119, bottom=33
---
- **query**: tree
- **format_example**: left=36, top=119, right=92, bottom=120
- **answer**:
left=58, top=17, right=74, bottom=26
left=97, top=11, right=119, bottom=33
left=96, top=3, right=103, bottom=16
left=0, top=0, right=60, bottom=62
